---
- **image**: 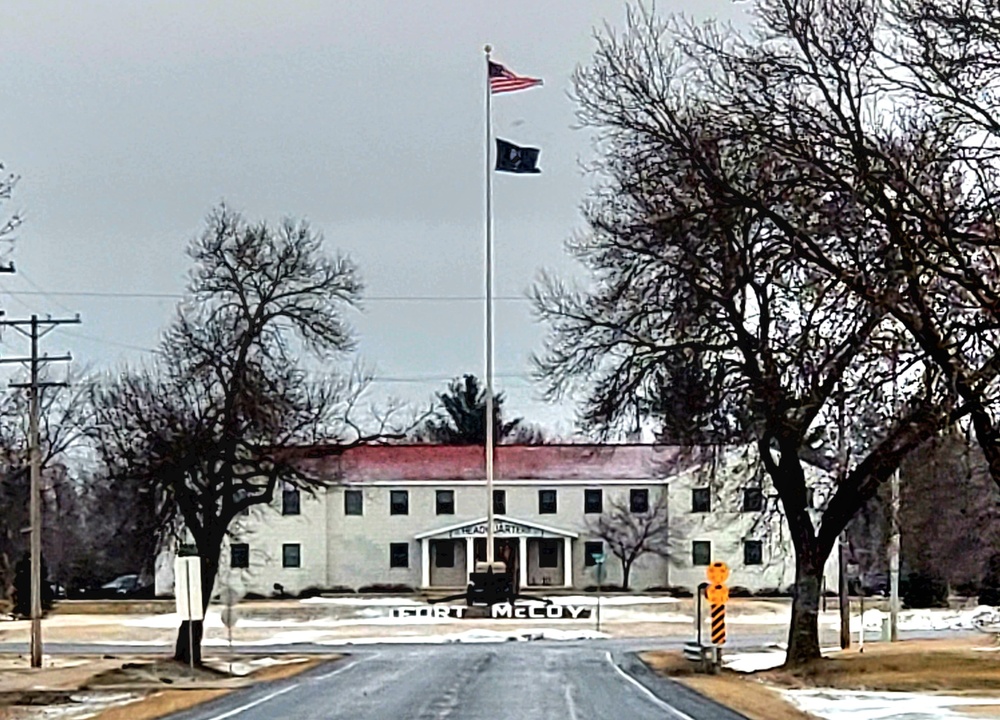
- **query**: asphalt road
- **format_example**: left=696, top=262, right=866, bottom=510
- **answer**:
left=160, top=642, right=748, bottom=720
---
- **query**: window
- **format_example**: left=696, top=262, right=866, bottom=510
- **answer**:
left=435, top=541, right=454, bottom=568
left=281, top=485, right=301, bottom=515
left=584, top=489, right=603, bottom=514
left=538, top=539, right=560, bottom=568
left=390, top=542, right=409, bottom=568
left=390, top=490, right=409, bottom=515
left=538, top=489, right=557, bottom=514
left=744, top=540, right=763, bottom=566
left=692, top=488, right=711, bottom=513
left=344, top=490, right=363, bottom=516
left=436, top=489, right=455, bottom=515
left=493, top=489, right=506, bottom=515
left=282, top=543, right=301, bottom=568
left=692, top=540, right=711, bottom=566
left=230, top=543, right=249, bottom=569
left=743, top=488, right=763, bottom=512
left=630, top=488, right=649, bottom=513
left=584, top=540, right=604, bottom=567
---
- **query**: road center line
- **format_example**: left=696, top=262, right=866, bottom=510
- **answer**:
left=604, top=651, right=696, bottom=720
left=563, top=683, right=580, bottom=720
left=204, top=683, right=298, bottom=720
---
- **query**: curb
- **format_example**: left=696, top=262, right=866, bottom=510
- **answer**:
left=616, top=651, right=750, bottom=720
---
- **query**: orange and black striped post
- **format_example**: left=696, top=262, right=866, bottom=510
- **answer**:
left=710, top=597, right=726, bottom=645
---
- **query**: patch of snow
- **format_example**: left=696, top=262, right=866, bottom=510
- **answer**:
left=122, top=611, right=225, bottom=629
left=321, top=627, right=610, bottom=645
left=848, top=606, right=999, bottom=633
left=548, top=595, right=682, bottom=606
left=298, top=597, right=424, bottom=606
left=783, top=688, right=1000, bottom=720
left=723, top=650, right=786, bottom=673
left=33, top=691, right=139, bottom=719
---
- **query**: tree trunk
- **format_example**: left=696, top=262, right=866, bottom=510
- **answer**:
left=785, top=553, right=823, bottom=666
left=173, top=547, right=220, bottom=666
left=621, top=558, right=632, bottom=591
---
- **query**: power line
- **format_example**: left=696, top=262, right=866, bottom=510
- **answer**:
left=1, top=290, right=534, bottom=302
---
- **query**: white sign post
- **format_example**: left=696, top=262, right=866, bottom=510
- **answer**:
left=593, top=553, right=606, bottom=633
left=174, top=557, right=203, bottom=669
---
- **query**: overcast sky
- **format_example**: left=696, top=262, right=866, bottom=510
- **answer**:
left=1, top=0, right=747, bottom=437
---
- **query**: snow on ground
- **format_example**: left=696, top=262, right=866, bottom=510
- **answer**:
left=299, top=597, right=425, bottom=606
left=199, top=627, right=610, bottom=646
left=29, top=692, right=139, bottom=720
left=723, top=650, right=787, bottom=673
left=123, top=611, right=225, bottom=629
left=723, top=646, right=846, bottom=673
left=548, top=595, right=681, bottom=606
left=783, top=688, right=1000, bottom=720
left=323, top=628, right=610, bottom=645
left=849, top=606, right=997, bottom=633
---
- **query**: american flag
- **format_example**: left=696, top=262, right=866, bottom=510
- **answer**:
left=489, top=60, right=543, bottom=94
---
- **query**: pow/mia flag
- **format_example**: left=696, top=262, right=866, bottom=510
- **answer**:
left=495, top=138, right=541, bottom=174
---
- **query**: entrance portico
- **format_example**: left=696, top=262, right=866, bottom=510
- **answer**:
left=415, top=516, right=578, bottom=590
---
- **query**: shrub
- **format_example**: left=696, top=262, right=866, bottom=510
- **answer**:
left=979, top=554, right=1000, bottom=607
left=754, top=587, right=781, bottom=597
left=12, top=554, right=54, bottom=619
left=324, top=585, right=356, bottom=595
left=641, top=585, right=693, bottom=597
left=297, top=585, right=355, bottom=598
left=901, top=571, right=949, bottom=609
left=728, top=585, right=753, bottom=598
left=243, top=592, right=266, bottom=600
left=357, top=584, right=415, bottom=594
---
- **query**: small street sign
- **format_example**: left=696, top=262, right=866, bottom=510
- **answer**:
left=706, top=561, right=729, bottom=585
left=593, top=553, right=606, bottom=565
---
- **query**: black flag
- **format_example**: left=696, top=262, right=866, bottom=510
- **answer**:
left=495, top=138, right=541, bottom=174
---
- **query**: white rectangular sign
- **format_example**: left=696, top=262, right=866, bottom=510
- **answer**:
left=174, top=556, right=204, bottom=622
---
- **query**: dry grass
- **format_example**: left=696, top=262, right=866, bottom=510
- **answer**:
left=90, top=656, right=337, bottom=720
left=681, top=676, right=818, bottom=720
left=761, top=638, right=1000, bottom=692
left=243, top=658, right=326, bottom=682
left=643, top=639, right=1000, bottom=720
left=92, top=689, right=229, bottom=720
left=639, top=651, right=819, bottom=720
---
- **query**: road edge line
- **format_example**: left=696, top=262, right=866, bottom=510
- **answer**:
left=203, top=684, right=298, bottom=720
left=605, top=651, right=697, bottom=720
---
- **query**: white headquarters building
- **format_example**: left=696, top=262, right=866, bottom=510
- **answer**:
left=156, top=443, right=839, bottom=597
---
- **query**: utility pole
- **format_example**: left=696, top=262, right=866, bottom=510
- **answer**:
left=0, top=313, right=79, bottom=668
left=837, top=388, right=850, bottom=650
left=889, top=354, right=901, bottom=642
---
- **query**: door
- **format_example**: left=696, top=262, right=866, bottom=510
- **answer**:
left=473, top=538, right=519, bottom=593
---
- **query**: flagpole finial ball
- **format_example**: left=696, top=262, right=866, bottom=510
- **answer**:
left=484, top=44, right=492, bottom=54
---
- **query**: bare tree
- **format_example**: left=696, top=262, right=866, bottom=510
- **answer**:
left=0, top=376, right=91, bottom=597
left=587, top=490, right=670, bottom=590
left=533, top=5, right=972, bottom=665
left=89, top=206, right=410, bottom=665
left=0, top=162, right=21, bottom=258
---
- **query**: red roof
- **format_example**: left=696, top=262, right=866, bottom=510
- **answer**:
left=292, top=444, right=704, bottom=482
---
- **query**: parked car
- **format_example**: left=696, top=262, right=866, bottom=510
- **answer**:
left=74, top=574, right=152, bottom=600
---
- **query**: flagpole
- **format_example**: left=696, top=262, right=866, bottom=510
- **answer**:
left=484, top=43, right=496, bottom=566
